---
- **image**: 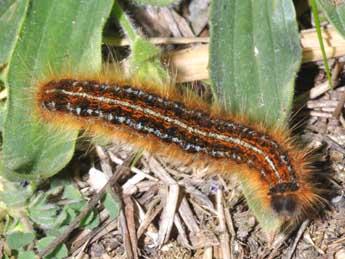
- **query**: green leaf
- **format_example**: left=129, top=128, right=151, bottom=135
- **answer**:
left=130, top=38, right=168, bottom=85
left=317, top=0, right=345, bottom=38
left=130, top=37, right=161, bottom=68
left=0, top=102, right=7, bottom=131
left=130, top=0, right=178, bottom=7
left=1, top=212, right=28, bottom=234
left=0, top=0, right=29, bottom=74
left=37, top=236, right=68, bottom=259
left=310, top=0, right=333, bottom=88
left=18, top=250, right=36, bottom=259
left=0, top=178, right=32, bottom=207
left=2, top=0, right=114, bottom=180
left=62, top=184, right=82, bottom=200
left=46, top=225, right=68, bottom=238
left=28, top=191, right=67, bottom=230
left=103, top=190, right=121, bottom=220
left=209, top=0, right=301, bottom=232
left=6, top=231, right=35, bottom=250
left=51, top=179, right=84, bottom=210
left=111, top=2, right=169, bottom=85
left=209, top=0, right=301, bottom=126
left=80, top=209, right=100, bottom=229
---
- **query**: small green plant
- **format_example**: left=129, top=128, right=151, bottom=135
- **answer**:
left=0, top=177, right=105, bottom=258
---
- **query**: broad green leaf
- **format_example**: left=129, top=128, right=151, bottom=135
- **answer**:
left=0, top=0, right=29, bottom=75
left=103, top=189, right=121, bottom=220
left=317, top=0, right=345, bottom=38
left=130, top=0, right=177, bottom=7
left=130, top=37, right=168, bottom=85
left=2, top=0, right=114, bottom=180
left=61, top=184, right=86, bottom=211
left=18, top=250, right=36, bottom=259
left=210, top=0, right=301, bottom=126
left=80, top=209, right=100, bottom=229
left=0, top=178, right=32, bottom=207
left=6, top=231, right=35, bottom=250
left=0, top=103, right=7, bottom=131
left=37, top=236, right=68, bottom=259
left=28, top=191, right=67, bottom=230
left=209, top=0, right=301, bottom=232
left=64, top=200, right=86, bottom=214
left=46, top=225, right=68, bottom=238
left=62, top=184, right=82, bottom=200
left=1, top=211, right=28, bottom=234
left=62, top=207, right=78, bottom=226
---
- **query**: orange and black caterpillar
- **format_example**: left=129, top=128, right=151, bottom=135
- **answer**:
left=36, top=76, right=323, bottom=223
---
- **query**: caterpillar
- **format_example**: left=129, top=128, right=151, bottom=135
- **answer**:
left=35, top=72, right=323, bottom=225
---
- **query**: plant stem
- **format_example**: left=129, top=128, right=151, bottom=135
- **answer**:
left=112, top=0, right=138, bottom=43
left=310, top=0, right=333, bottom=88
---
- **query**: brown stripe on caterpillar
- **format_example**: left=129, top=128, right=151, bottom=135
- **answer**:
left=36, top=78, right=323, bottom=220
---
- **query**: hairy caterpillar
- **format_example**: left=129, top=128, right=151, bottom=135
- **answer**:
left=34, top=71, right=323, bottom=225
